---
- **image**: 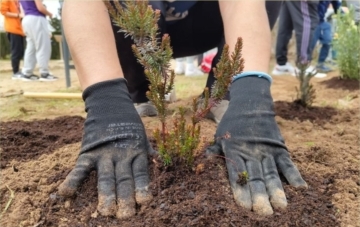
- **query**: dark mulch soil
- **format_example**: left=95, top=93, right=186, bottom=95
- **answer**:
left=0, top=116, right=84, bottom=169
left=41, top=156, right=340, bottom=227
left=319, top=76, right=360, bottom=91
left=274, top=101, right=339, bottom=125
left=1, top=114, right=342, bottom=226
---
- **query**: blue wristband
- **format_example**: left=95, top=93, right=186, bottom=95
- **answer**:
left=232, top=71, right=272, bottom=84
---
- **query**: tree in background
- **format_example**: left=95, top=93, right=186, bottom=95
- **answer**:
left=0, top=32, right=11, bottom=59
left=50, top=16, right=61, bottom=59
left=333, top=9, right=360, bottom=79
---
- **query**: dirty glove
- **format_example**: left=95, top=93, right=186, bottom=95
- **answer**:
left=207, top=75, right=307, bottom=216
left=58, top=78, right=153, bottom=219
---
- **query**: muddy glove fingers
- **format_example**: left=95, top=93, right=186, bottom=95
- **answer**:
left=206, top=142, right=264, bottom=211
left=132, top=151, right=153, bottom=203
left=275, top=151, right=308, bottom=188
left=261, top=155, right=287, bottom=210
left=215, top=140, right=280, bottom=215
left=96, top=150, right=116, bottom=216
left=58, top=79, right=153, bottom=219
left=213, top=76, right=307, bottom=216
left=261, top=149, right=308, bottom=210
left=59, top=145, right=152, bottom=219
left=114, top=149, right=152, bottom=219
left=206, top=142, right=250, bottom=209
left=57, top=148, right=118, bottom=216
left=58, top=153, right=95, bottom=197
left=221, top=145, right=252, bottom=210
left=246, top=157, right=274, bottom=215
left=205, top=142, right=222, bottom=157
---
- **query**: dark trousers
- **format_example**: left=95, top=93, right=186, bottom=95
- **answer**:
left=7, top=33, right=24, bottom=74
left=275, top=0, right=319, bottom=65
left=111, top=1, right=282, bottom=103
left=310, top=21, right=332, bottom=64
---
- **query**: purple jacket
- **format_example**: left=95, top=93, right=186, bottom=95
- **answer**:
left=19, top=0, right=45, bottom=17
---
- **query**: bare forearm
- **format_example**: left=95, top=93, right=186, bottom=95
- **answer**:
left=62, top=1, right=124, bottom=90
left=39, top=8, right=52, bottom=17
left=34, top=0, right=52, bottom=17
left=1, top=3, right=20, bottom=18
left=36, top=5, right=51, bottom=17
left=4, top=12, right=20, bottom=18
left=219, top=1, right=271, bottom=73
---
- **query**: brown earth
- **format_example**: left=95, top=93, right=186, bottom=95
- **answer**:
left=0, top=71, right=359, bottom=227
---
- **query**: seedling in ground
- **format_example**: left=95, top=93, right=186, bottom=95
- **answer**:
left=105, top=0, right=244, bottom=167
left=333, top=8, right=360, bottom=80
left=294, top=61, right=316, bottom=107
left=0, top=185, right=15, bottom=218
left=237, top=171, right=249, bottom=186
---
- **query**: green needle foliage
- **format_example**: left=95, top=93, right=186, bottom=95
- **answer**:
left=295, top=61, right=316, bottom=107
left=105, top=0, right=244, bottom=167
left=332, top=8, right=360, bottom=80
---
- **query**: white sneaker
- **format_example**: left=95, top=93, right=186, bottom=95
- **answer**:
left=185, top=66, right=204, bottom=77
left=294, top=65, right=327, bottom=78
left=272, top=62, right=296, bottom=75
left=165, top=89, right=176, bottom=103
left=135, top=102, right=158, bottom=117
left=206, top=100, right=229, bottom=124
left=12, top=72, right=39, bottom=81
left=39, top=73, right=58, bottom=81
left=175, top=63, right=185, bottom=75
left=313, top=73, right=327, bottom=78
left=11, top=72, right=24, bottom=80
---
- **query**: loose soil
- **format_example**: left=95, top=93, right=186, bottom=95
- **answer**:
left=1, top=72, right=359, bottom=227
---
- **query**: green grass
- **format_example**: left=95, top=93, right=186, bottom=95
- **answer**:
left=174, top=75, right=207, bottom=100
left=0, top=75, right=207, bottom=122
left=305, top=142, right=315, bottom=147
left=56, top=87, right=83, bottom=93
left=0, top=95, right=84, bottom=121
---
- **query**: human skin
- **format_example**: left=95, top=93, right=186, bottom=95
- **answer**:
left=63, top=0, right=270, bottom=90
left=62, top=1, right=124, bottom=90
left=219, top=0, right=271, bottom=73
left=61, top=0, right=278, bottom=217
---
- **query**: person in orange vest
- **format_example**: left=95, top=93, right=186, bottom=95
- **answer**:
left=0, top=0, right=25, bottom=80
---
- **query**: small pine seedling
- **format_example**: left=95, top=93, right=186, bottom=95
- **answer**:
left=294, top=61, right=316, bottom=107
left=105, top=0, right=244, bottom=167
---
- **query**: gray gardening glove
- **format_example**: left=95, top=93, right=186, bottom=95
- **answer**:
left=207, top=76, right=307, bottom=216
left=58, top=78, right=153, bottom=219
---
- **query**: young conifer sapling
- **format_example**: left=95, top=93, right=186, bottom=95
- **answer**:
left=105, top=0, right=244, bottom=167
left=295, top=61, right=316, bottom=107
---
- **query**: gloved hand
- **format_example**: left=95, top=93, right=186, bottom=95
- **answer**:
left=58, top=78, right=153, bottom=219
left=207, top=76, right=307, bottom=216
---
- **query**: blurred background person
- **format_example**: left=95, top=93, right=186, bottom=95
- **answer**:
left=174, top=55, right=204, bottom=77
left=272, top=0, right=320, bottom=76
left=19, top=0, right=58, bottom=81
left=1, top=0, right=25, bottom=80
left=346, top=0, right=360, bottom=24
left=310, top=0, right=340, bottom=73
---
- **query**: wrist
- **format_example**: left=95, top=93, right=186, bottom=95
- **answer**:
left=230, top=76, right=273, bottom=104
left=81, top=78, right=145, bottom=154
left=82, top=78, right=135, bottom=115
left=232, top=71, right=272, bottom=84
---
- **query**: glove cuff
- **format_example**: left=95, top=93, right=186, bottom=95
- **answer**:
left=82, top=78, right=128, bottom=102
left=232, top=71, right=272, bottom=84
left=82, top=78, right=136, bottom=115
left=230, top=76, right=273, bottom=108
left=222, top=75, right=287, bottom=150
left=81, top=78, right=144, bottom=153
